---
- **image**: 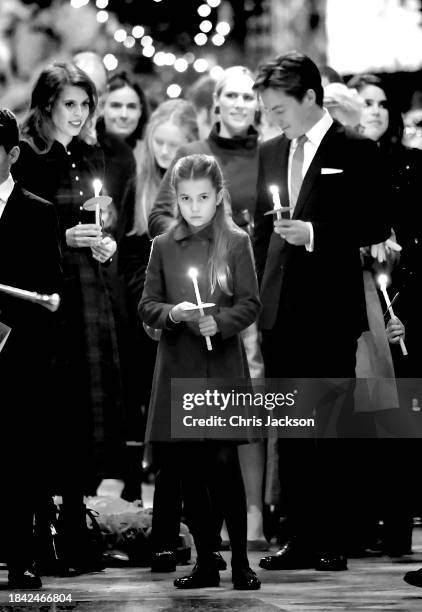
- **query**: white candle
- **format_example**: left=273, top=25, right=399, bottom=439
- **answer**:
left=269, top=185, right=282, bottom=220
left=93, top=179, right=102, bottom=226
left=188, top=267, right=212, bottom=351
left=377, top=274, right=408, bottom=356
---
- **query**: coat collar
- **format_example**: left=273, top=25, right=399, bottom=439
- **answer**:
left=173, top=220, right=214, bottom=242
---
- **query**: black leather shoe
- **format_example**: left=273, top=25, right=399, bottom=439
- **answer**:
left=259, top=541, right=314, bottom=570
left=213, top=552, right=227, bottom=571
left=151, top=551, right=177, bottom=572
left=404, top=568, right=422, bottom=587
left=8, top=569, right=42, bottom=589
left=232, top=566, right=261, bottom=590
left=315, top=554, right=347, bottom=571
left=174, top=564, right=220, bottom=589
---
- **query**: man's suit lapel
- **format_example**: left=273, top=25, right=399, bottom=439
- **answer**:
left=292, top=123, right=338, bottom=220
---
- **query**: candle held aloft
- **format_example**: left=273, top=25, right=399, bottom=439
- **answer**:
left=377, top=274, right=408, bottom=356
left=269, top=185, right=282, bottom=220
left=188, top=267, right=212, bottom=351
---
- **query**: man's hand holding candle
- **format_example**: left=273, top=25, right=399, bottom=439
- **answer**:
left=65, top=223, right=102, bottom=248
left=274, top=219, right=311, bottom=245
left=91, top=235, right=117, bottom=263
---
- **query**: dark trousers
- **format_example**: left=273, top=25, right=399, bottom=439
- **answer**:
left=151, top=441, right=248, bottom=568
left=262, top=319, right=359, bottom=555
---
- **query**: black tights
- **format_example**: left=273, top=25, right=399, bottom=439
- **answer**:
left=151, top=441, right=249, bottom=569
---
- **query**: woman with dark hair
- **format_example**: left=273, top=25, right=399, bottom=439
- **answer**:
left=97, top=71, right=149, bottom=172
left=347, top=72, right=422, bottom=559
left=13, top=61, right=124, bottom=572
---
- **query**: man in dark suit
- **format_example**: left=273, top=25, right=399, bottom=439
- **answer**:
left=0, top=108, right=62, bottom=588
left=252, top=54, right=391, bottom=571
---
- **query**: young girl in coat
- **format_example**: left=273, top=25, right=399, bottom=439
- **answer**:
left=139, top=153, right=261, bottom=590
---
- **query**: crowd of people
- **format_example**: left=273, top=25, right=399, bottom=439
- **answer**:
left=1, top=48, right=422, bottom=593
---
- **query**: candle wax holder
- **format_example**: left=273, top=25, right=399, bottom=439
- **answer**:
left=264, top=206, right=294, bottom=216
left=83, top=195, right=112, bottom=212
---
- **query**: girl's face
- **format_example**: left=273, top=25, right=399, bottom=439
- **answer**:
left=152, top=120, right=189, bottom=170
left=215, top=73, right=257, bottom=138
left=103, top=85, right=142, bottom=138
left=51, top=85, right=90, bottom=146
left=359, top=84, right=389, bottom=142
left=177, top=177, right=221, bottom=230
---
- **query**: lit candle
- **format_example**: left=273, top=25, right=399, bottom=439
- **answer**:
left=377, top=273, right=408, bottom=356
left=269, top=185, right=282, bottom=220
left=93, top=179, right=102, bottom=226
left=188, top=267, right=212, bottom=351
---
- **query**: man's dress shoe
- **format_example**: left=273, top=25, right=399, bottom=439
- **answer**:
left=151, top=551, right=177, bottom=572
left=213, top=552, right=227, bottom=571
left=174, top=563, right=220, bottom=589
left=259, top=541, right=314, bottom=570
left=232, top=566, right=261, bottom=590
left=315, top=554, right=348, bottom=571
left=8, top=569, right=42, bottom=589
left=404, top=568, right=422, bottom=587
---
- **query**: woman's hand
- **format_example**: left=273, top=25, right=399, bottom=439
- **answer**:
left=198, top=315, right=218, bottom=337
left=91, top=235, right=117, bottom=263
left=370, top=237, right=402, bottom=263
left=386, top=316, right=405, bottom=344
left=66, top=223, right=101, bottom=248
left=170, top=302, right=201, bottom=322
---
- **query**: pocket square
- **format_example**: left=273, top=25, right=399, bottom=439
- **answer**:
left=321, top=167, right=343, bottom=174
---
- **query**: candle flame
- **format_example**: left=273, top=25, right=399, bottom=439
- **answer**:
left=269, top=185, right=279, bottom=195
left=377, top=273, right=389, bottom=290
left=93, top=179, right=102, bottom=198
left=188, top=267, right=198, bottom=279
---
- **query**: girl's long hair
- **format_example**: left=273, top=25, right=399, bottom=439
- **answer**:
left=21, top=62, right=98, bottom=152
left=171, top=153, right=242, bottom=296
left=131, top=98, right=199, bottom=236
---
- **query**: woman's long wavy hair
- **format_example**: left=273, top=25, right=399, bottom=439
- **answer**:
left=171, top=153, right=242, bottom=296
left=131, top=98, right=199, bottom=236
left=21, top=62, right=97, bottom=152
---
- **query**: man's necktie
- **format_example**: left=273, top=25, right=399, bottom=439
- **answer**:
left=290, top=134, right=307, bottom=212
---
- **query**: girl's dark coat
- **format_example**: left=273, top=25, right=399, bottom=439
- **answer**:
left=139, top=222, right=261, bottom=442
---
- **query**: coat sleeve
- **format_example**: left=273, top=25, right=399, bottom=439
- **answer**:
left=138, top=236, right=178, bottom=329
left=252, top=146, right=275, bottom=286
left=213, top=232, right=261, bottom=339
left=148, top=145, right=189, bottom=238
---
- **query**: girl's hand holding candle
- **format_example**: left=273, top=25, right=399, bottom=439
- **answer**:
left=170, top=302, right=202, bottom=322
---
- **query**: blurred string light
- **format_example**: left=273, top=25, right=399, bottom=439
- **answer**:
left=68, top=0, right=227, bottom=75
left=103, top=53, right=118, bottom=70
left=167, top=84, right=182, bottom=98
left=96, top=10, right=108, bottom=23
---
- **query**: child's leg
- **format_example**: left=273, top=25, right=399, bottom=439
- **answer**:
left=210, top=443, right=249, bottom=569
